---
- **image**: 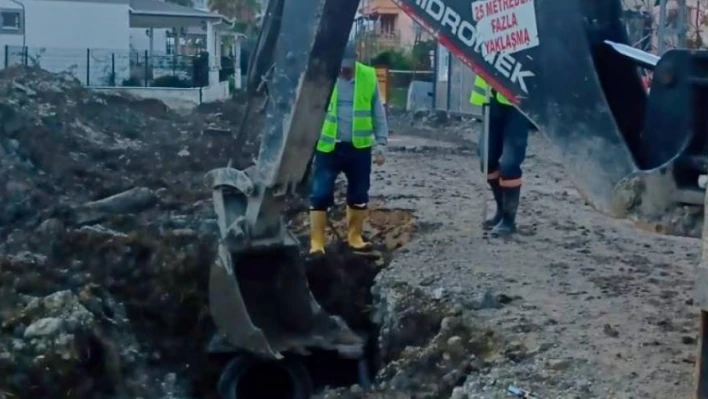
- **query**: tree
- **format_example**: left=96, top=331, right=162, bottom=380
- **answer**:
left=411, top=39, right=435, bottom=70
left=208, top=0, right=261, bottom=28
left=370, top=50, right=412, bottom=70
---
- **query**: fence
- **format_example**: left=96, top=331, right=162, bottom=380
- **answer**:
left=433, top=44, right=481, bottom=117
left=387, top=69, right=434, bottom=109
left=1, top=45, right=224, bottom=88
left=624, top=9, right=653, bottom=51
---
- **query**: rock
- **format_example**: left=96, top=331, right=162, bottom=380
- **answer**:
left=450, top=386, right=467, bottom=399
left=5, top=181, right=30, bottom=199
left=78, top=224, right=127, bottom=237
left=372, top=282, right=447, bottom=362
left=603, top=324, right=620, bottom=338
left=440, top=316, right=461, bottom=332
left=37, top=218, right=65, bottom=237
left=171, top=228, right=197, bottom=237
left=682, top=336, right=697, bottom=345
left=13, top=81, right=37, bottom=96
left=433, top=287, right=446, bottom=299
left=7, top=138, right=20, bottom=151
left=504, top=340, right=527, bottom=362
left=10, top=251, right=47, bottom=265
left=474, top=291, right=503, bottom=310
left=446, top=336, right=465, bottom=357
left=23, top=317, right=64, bottom=338
left=71, top=187, right=157, bottom=225
left=155, top=187, right=168, bottom=198
left=23, top=290, right=95, bottom=328
left=546, top=358, right=572, bottom=371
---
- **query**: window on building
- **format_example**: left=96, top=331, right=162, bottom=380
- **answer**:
left=380, top=15, right=396, bottom=36
left=1, top=11, right=20, bottom=30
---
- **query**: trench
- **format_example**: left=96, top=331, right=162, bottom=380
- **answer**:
left=0, top=201, right=468, bottom=399
left=211, top=205, right=415, bottom=399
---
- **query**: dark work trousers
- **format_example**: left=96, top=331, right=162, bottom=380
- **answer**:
left=309, top=142, right=372, bottom=210
left=477, top=99, right=530, bottom=183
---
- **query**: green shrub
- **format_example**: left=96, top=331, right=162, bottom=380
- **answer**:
left=371, top=50, right=412, bottom=70
left=121, top=76, right=142, bottom=87
left=152, top=75, right=192, bottom=88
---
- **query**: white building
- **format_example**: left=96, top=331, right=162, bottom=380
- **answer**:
left=0, top=0, right=129, bottom=50
left=0, top=0, right=234, bottom=90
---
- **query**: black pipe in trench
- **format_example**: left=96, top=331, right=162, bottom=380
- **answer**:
left=218, top=355, right=312, bottom=399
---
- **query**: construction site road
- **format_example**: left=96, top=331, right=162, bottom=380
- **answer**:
left=371, top=113, right=698, bottom=399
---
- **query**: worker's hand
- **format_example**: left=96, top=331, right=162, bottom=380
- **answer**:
left=373, top=146, right=386, bottom=166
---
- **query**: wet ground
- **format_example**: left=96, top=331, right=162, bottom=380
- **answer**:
left=365, top=116, right=699, bottom=398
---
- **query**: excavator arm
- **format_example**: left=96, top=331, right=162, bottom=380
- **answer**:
left=205, top=0, right=363, bottom=360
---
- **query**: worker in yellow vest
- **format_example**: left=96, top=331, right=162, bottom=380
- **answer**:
left=470, top=75, right=529, bottom=236
left=309, top=43, right=389, bottom=255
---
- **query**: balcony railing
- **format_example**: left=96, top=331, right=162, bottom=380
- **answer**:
left=356, top=30, right=402, bottom=59
left=375, top=32, right=401, bottom=49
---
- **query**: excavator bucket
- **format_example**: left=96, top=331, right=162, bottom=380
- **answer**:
left=397, top=0, right=708, bottom=231
left=207, top=175, right=364, bottom=360
left=205, top=0, right=365, bottom=360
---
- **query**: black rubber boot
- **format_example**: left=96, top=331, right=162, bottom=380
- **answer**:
left=491, top=186, right=520, bottom=237
left=482, top=179, right=503, bottom=230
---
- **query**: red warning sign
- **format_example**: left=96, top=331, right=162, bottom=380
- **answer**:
left=472, top=0, right=539, bottom=56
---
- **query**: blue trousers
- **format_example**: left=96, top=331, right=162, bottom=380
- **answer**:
left=309, top=143, right=372, bottom=210
left=477, top=100, right=529, bottom=182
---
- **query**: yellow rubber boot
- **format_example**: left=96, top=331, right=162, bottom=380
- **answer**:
left=309, top=210, right=327, bottom=255
left=346, top=206, right=373, bottom=252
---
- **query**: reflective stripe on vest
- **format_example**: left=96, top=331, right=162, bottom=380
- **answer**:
left=469, top=75, right=512, bottom=106
left=317, top=62, right=377, bottom=153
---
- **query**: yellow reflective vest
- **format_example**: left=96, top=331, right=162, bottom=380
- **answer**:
left=469, top=75, right=512, bottom=106
left=317, top=62, right=377, bottom=153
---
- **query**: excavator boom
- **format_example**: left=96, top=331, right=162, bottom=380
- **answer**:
left=205, top=0, right=363, bottom=360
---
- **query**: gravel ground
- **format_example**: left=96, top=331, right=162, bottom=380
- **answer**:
left=372, top=115, right=699, bottom=399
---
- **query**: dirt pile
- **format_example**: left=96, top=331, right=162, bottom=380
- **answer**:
left=0, top=66, right=260, bottom=237
left=0, top=66, right=266, bottom=399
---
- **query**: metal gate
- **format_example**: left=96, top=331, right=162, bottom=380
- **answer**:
left=433, top=43, right=482, bottom=117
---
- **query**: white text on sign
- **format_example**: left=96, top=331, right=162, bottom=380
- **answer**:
left=412, top=0, right=536, bottom=94
left=472, top=0, right=539, bottom=56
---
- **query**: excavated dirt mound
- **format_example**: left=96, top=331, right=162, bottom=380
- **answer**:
left=0, top=66, right=261, bottom=239
left=0, top=66, right=265, bottom=398
left=0, top=205, right=418, bottom=399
